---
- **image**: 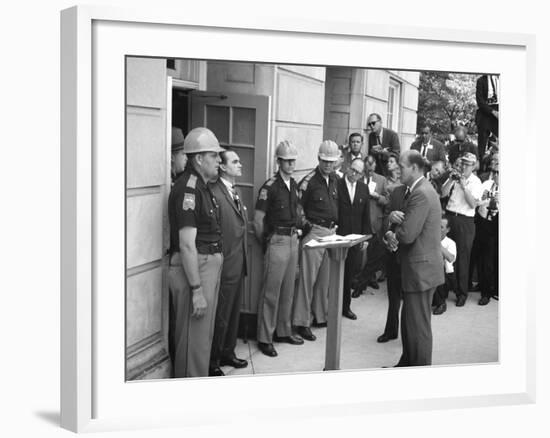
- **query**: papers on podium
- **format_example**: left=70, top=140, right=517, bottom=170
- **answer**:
left=304, top=233, right=368, bottom=248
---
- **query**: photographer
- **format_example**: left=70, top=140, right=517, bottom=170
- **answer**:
left=441, top=153, right=483, bottom=307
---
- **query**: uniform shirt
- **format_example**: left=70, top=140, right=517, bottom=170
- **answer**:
left=255, top=172, right=300, bottom=230
left=444, top=173, right=483, bottom=217
left=168, top=167, right=221, bottom=254
left=299, top=167, right=339, bottom=224
left=441, top=236, right=457, bottom=274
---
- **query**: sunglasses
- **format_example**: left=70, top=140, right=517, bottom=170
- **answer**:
left=368, top=121, right=378, bottom=127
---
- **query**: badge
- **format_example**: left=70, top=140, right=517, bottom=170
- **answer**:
left=259, top=189, right=268, bottom=201
left=182, top=193, right=195, bottom=211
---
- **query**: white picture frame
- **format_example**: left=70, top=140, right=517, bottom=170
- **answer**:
left=60, top=5, right=536, bottom=433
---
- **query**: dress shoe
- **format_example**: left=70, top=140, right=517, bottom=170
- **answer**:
left=219, top=356, right=248, bottom=368
left=274, top=334, right=304, bottom=345
left=456, top=295, right=467, bottom=307
left=491, top=294, right=499, bottom=301
left=342, top=309, right=357, bottom=320
left=208, top=366, right=225, bottom=376
left=478, top=296, right=490, bottom=306
left=311, top=320, right=327, bottom=328
left=296, top=326, right=316, bottom=341
left=433, top=303, right=447, bottom=315
left=258, top=342, right=278, bottom=357
left=351, top=289, right=362, bottom=299
left=377, top=333, right=397, bottom=343
left=367, top=280, right=379, bottom=290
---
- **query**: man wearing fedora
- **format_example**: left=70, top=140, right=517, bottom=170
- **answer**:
left=441, top=152, right=483, bottom=307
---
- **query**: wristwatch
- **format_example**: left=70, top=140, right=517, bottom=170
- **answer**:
left=190, top=284, right=201, bottom=291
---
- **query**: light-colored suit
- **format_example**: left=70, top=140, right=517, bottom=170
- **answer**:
left=395, top=177, right=443, bottom=366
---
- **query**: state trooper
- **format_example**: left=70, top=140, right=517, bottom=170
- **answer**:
left=167, top=127, right=225, bottom=378
left=254, top=140, right=306, bottom=357
left=292, top=140, right=340, bottom=341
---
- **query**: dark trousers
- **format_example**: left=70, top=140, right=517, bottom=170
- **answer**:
left=343, top=246, right=362, bottom=312
left=432, top=272, right=457, bottom=307
left=210, top=259, right=245, bottom=367
left=357, top=235, right=389, bottom=284
left=475, top=215, right=498, bottom=298
left=447, top=214, right=475, bottom=298
left=477, top=112, right=498, bottom=160
left=396, top=287, right=436, bottom=367
left=383, top=253, right=402, bottom=338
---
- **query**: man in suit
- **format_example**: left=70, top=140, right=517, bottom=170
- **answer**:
left=337, top=158, right=371, bottom=320
left=410, top=126, right=446, bottom=165
left=352, top=154, right=389, bottom=296
left=208, top=150, right=249, bottom=376
left=341, top=132, right=366, bottom=174
left=385, top=150, right=444, bottom=366
left=367, top=113, right=400, bottom=176
left=476, top=74, right=499, bottom=161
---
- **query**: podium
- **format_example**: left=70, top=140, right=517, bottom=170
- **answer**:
left=304, top=234, right=371, bottom=371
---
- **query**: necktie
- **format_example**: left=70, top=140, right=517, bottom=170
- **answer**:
left=376, top=135, right=381, bottom=146
left=421, top=144, right=427, bottom=157
left=403, top=187, right=411, bottom=201
left=231, top=185, right=241, bottom=212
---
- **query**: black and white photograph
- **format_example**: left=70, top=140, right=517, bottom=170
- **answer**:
left=125, top=58, right=500, bottom=380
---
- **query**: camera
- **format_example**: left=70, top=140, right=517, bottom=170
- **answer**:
left=450, top=169, right=463, bottom=181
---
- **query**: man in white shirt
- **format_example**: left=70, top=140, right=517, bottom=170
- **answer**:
left=441, top=152, right=483, bottom=307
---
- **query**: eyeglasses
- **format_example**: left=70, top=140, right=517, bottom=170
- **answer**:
left=348, top=168, right=362, bottom=175
left=367, top=121, right=378, bottom=127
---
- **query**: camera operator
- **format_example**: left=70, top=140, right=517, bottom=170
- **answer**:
left=441, top=153, right=483, bottom=307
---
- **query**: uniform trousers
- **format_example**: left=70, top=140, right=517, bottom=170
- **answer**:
left=383, top=253, right=402, bottom=339
left=396, top=287, right=436, bottom=367
left=293, top=224, right=334, bottom=327
left=257, top=233, right=299, bottom=343
left=169, top=252, right=223, bottom=378
left=210, top=255, right=245, bottom=367
left=447, top=214, right=475, bottom=298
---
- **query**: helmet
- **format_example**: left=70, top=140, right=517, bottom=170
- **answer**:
left=182, top=127, right=225, bottom=154
left=275, top=140, right=298, bottom=160
left=318, top=140, right=339, bottom=161
left=171, top=127, right=185, bottom=152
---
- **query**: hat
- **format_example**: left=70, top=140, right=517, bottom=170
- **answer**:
left=461, top=152, right=477, bottom=164
left=171, top=127, right=185, bottom=152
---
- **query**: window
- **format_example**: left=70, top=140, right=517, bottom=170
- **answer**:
left=387, top=79, right=401, bottom=132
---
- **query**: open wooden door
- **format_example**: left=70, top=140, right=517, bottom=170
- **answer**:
left=190, top=91, right=270, bottom=330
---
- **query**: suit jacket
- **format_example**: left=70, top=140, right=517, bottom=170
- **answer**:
left=476, top=75, right=499, bottom=117
left=395, top=178, right=444, bottom=293
left=382, top=183, right=407, bottom=233
left=364, top=172, right=389, bottom=235
left=337, top=177, right=371, bottom=235
left=410, top=138, right=446, bottom=163
left=368, top=128, right=400, bottom=175
left=210, top=179, right=248, bottom=277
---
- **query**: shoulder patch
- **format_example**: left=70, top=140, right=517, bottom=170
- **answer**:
left=186, top=174, right=197, bottom=189
left=259, top=188, right=268, bottom=201
left=182, top=193, right=195, bottom=211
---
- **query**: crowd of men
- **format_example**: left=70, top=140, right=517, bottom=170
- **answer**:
left=166, top=74, right=499, bottom=377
